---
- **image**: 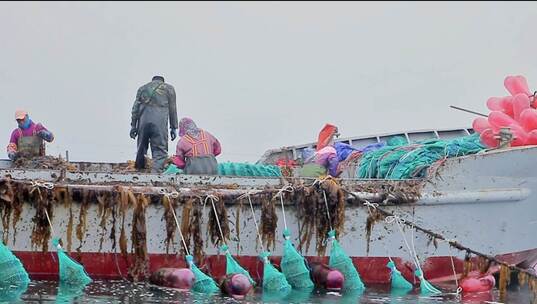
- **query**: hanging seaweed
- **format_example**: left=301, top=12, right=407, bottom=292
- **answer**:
left=365, top=207, right=384, bottom=256
left=261, top=194, right=277, bottom=251
left=129, top=194, right=149, bottom=281
left=294, top=186, right=316, bottom=254
left=191, top=199, right=204, bottom=262
left=75, top=189, right=91, bottom=253
left=234, top=198, right=243, bottom=253
left=207, top=195, right=230, bottom=247
left=29, top=184, right=54, bottom=252
left=180, top=198, right=194, bottom=256
left=0, top=179, right=15, bottom=243
left=118, top=187, right=133, bottom=259
left=161, top=194, right=177, bottom=254
left=97, top=191, right=112, bottom=253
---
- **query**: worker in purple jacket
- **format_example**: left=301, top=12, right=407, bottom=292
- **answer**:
left=6, top=110, right=54, bottom=161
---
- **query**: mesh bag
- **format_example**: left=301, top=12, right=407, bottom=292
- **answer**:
left=220, top=245, right=255, bottom=285
left=0, top=282, right=28, bottom=302
left=415, top=268, right=441, bottom=294
left=186, top=255, right=219, bottom=294
left=280, top=229, right=314, bottom=289
left=386, top=260, right=413, bottom=290
left=163, top=164, right=184, bottom=175
left=0, top=240, right=29, bottom=287
left=52, top=238, right=91, bottom=286
left=327, top=230, right=365, bottom=291
left=259, top=252, right=291, bottom=292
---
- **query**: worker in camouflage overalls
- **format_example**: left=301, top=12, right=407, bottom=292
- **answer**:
left=130, top=76, right=178, bottom=172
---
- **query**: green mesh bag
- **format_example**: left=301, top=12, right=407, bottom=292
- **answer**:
left=386, top=260, right=413, bottom=290
left=0, top=282, right=28, bottom=302
left=280, top=229, right=314, bottom=289
left=186, top=255, right=219, bottom=294
left=0, top=240, right=29, bottom=287
left=327, top=230, right=365, bottom=291
left=218, top=162, right=282, bottom=177
left=259, top=251, right=291, bottom=292
left=415, top=268, right=441, bottom=295
left=52, top=238, right=91, bottom=286
left=220, top=245, right=255, bottom=285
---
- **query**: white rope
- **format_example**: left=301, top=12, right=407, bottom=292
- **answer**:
left=445, top=238, right=462, bottom=296
left=322, top=190, right=333, bottom=232
left=205, top=195, right=226, bottom=246
left=159, top=188, right=190, bottom=256
left=31, top=180, right=55, bottom=190
left=273, top=185, right=294, bottom=231
left=238, top=191, right=265, bottom=252
left=362, top=200, right=393, bottom=262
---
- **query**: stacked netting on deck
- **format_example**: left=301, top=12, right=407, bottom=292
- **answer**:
left=356, top=133, right=486, bottom=179
left=218, top=162, right=282, bottom=177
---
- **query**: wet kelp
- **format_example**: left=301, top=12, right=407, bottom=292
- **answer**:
left=129, top=194, right=149, bottom=281
left=261, top=195, right=278, bottom=251
left=207, top=195, right=230, bottom=247
left=294, top=180, right=346, bottom=256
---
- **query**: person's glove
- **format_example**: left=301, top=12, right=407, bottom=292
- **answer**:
left=130, top=127, right=138, bottom=139
left=37, top=130, right=53, bottom=141
left=8, top=152, right=16, bottom=161
left=170, top=129, right=177, bottom=141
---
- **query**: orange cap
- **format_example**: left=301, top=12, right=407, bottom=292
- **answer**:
left=15, top=110, right=27, bottom=120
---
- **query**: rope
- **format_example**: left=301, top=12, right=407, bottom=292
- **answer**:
left=31, top=180, right=59, bottom=249
left=272, top=185, right=294, bottom=232
left=445, top=239, right=462, bottom=296
left=237, top=191, right=265, bottom=252
left=159, top=188, right=190, bottom=256
left=322, top=190, right=333, bottom=232
left=205, top=195, right=226, bottom=246
left=363, top=200, right=393, bottom=263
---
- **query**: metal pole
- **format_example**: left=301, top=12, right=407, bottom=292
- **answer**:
left=449, top=105, right=488, bottom=117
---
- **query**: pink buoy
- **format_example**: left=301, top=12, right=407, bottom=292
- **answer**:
left=220, top=273, right=253, bottom=300
left=527, top=130, right=537, bottom=145
left=149, top=267, right=195, bottom=291
left=459, top=272, right=495, bottom=293
left=310, top=262, right=345, bottom=292
left=504, top=75, right=530, bottom=96
left=519, top=108, right=537, bottom=132
left=499, top=96, right=514, bottom=117
left=479, top=129, right=497, bottom=148
left=486, top=97, right=503, bottom=111
left=472, top=117, right=491, bottom=134
left=509, top=123, right=529, bottom=146
left=513, top=93, right=531, bottom=121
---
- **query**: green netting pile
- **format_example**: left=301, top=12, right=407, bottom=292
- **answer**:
left=163, top=164, right=184, bottom=174
left=0, top=240, right=29, bottom=287
left=259, top=251, right=292, bottom=292
left=415, top=268, right=441, bottom=295
left=357, top=134, right=485, bottom=179
left=280, top=229, right=314, bottom=289
left=220, top=245, right=255, bottom=285
left=327, top=230, right=365, bottom=291
left=218, top=162, right=282, bottom=177
left=186, top=255, right=219, bottom=294
left=386, top=260, right=413, bottom=290
left=52, top=238, right=91, bottom=286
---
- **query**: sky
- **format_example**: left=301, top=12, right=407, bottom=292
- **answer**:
left=1, top=2, right=537, bottom=163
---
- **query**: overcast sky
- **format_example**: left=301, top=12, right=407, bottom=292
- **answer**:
left=1, top=2, right=537, bottom=163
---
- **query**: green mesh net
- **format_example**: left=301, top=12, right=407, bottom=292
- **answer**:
left=415, top=268, right=441, bottom=295
left=327, top=230, right=365, bottom=291
left=186, top=255, right=219, bottom=294
left=259, top=251, right=292, bottom=292
left=357, top=134, right=485, bottom=179
left=52, top=238, right=91, bottom=286
left=163, top=164, right=184, bottom=174
left=386, top=260, right=413, bottom=290
left=0, top=282, right=28, bottom=302
left=220, top=245, right=255, bottom=285
left=218, top=162, right=282, bottom=177
left=0, top=240, right=29, bottom=287
left=280, top=229, right=314, bottom=289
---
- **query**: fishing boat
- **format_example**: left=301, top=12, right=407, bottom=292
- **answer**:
left=0, top=126, right=536, bottom=288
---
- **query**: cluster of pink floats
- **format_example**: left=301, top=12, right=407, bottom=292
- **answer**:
left=473, top=75, right=537, bottom=147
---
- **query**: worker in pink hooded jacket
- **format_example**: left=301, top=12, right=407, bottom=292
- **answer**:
left=171, top=117, right=222, bottom=175
left=6, top=110, right=54, bottom=161
left=300, top=123, right=340, bottom=177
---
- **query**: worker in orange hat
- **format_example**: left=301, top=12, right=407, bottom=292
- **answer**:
left=6, top=110, right=54, bottom=161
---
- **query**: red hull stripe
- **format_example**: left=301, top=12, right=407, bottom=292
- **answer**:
left=14, top=252, right=465, bottom=284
